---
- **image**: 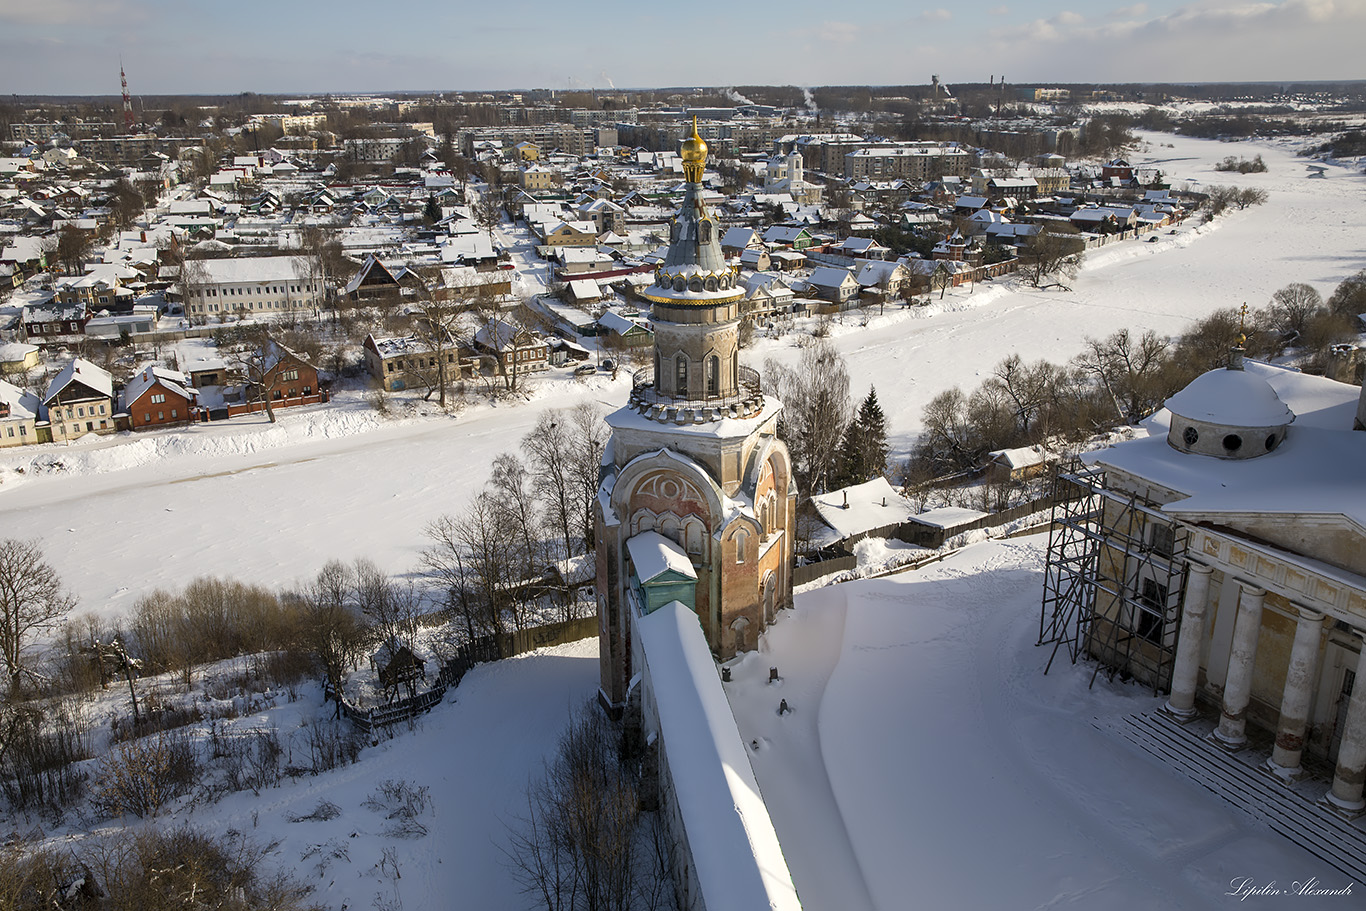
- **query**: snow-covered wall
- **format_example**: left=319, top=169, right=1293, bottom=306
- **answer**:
left=635, top=601, right=802, bottom=911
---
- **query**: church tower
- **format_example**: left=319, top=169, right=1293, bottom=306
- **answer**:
left=595, top=120, right=797, bottom=711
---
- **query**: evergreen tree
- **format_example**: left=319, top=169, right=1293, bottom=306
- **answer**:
left=835, top=387, right=889, bottom=486
left=424, top=194, right=441, bottom=225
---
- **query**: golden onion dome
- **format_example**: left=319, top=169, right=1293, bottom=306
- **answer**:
left=681, top=116, right=708, bottom=164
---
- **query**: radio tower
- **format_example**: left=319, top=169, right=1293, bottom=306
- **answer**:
left=120, top=60, right=134, bottom=133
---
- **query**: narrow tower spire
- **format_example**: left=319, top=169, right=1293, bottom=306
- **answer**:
left=120, top=60, right=134, bottom=133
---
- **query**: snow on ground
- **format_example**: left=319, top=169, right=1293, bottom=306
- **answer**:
left=748, top=130, right=1366, bottom=456
left=204, top=638, right=599, bottom=911
left=60, top=637, right=600, bottom=911
left=0, top=373, right=629, bottom=621
left=2, top=130, right=1363, bottom=626
left=727, top=536, right=1340, bottom=910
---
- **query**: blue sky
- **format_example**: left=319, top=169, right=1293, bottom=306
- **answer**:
left=1, top=0, right=1362, bottom=96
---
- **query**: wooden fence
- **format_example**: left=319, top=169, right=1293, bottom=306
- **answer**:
left=326, top=615, right=597, bottom=733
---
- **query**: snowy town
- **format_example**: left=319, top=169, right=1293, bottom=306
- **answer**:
left=3, top=17, right=1366, bottom=911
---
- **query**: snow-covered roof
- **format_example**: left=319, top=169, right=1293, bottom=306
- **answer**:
left=633, top=601, right=802, bottom=911
left=910, top=506, right=989, bottom=529
left=596, top=308, right=648, bottom=336
left=568, top=279, right=601, bottom=302
left=0, top=379, right=40, bottom=420
left=0, top=339, right=37, bottom=362
left=1089, top=363, right=1366, bottom=527
left=627, top=531, right=696, bottom=583
left=44, top=357, right=112, bottom=403
left=811, top=478, right=917, bottom=541
left=1164, top=365, right=1294, bottom=428
left=988, top=446, right=1055, bottom=470
left=808, top=266, right=856, bottom=288
left=194, top=255, right=309, bottom=284
left=124, top=365, right=196, bottom=406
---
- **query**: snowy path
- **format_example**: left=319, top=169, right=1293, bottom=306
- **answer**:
left=727, top=587, right=876, bottom=911
left=737, top=538, right=1339, bottom=909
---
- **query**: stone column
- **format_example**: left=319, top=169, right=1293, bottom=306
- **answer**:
left=1267, top=607, right=1324, bottom=777
left=1164, top=563, right=1214, bottom=721
left=1212, top=584, right=1266, bottom=750
left=1326, top=640, right=1366, bottom=816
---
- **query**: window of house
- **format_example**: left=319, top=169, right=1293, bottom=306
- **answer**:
left=1148, top=523, right=1175, bottom=559
left=1133, top=577, right=1168, bottom=644
left=6, top=427, right=12, bottom=437
left=171, top=410, right=176, bottom=419
left=144, top=413, right=150, bottom=422
left=151, top=393, right=165, bottom=404
left=18, top=426, right=25, bottom=437
left=157, top=411, right=164, bottom=420
left=77, top=407, right=85, bottom=417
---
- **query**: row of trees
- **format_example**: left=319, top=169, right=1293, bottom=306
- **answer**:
left=422, top=404, right=609, bottom=641
left=911, top=273, right=1365, bottom=477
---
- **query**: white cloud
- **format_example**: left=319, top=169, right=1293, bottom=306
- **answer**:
left=815, top=20, right=860, bottom=45
left=1110, top=3, right=1148, bottom=16
left=989, top=5, right=1011, bottom=15
left=919, top=9, right=953, bottom=22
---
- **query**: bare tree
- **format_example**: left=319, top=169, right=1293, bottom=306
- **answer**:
left=1018, top=225, right=1084, bottom=289
left=409, top=288, right=468, bottom=409
left=764, top=340, right=851, bottom=494
left=1073, top=328, right=1173, bottom=425
left=523, top=410, right=578, bottom=565
left=505, top=705, right=667, bottom=911
left=296, top=561, right=367, bottom=717
left=1329, top=269, right=1366, bottom=318
left=0, top=539, right=77, bottom=694
left=570, top=403, right=609, bottom=553
left=473, top=189, right=503, bottom=246
left=986, top=354, right=1060, bottom=438
left=1266, top=282, right=1324, bottom=347
left=422, top=492, right=524, bottom=639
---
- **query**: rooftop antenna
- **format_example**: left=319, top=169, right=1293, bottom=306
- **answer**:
left=120, top=59, right=134, bottom=132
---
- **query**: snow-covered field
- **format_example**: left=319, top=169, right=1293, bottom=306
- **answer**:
left=50, top=637, right=600, bottom=911
left=1, top=130, right=1363, bottom=624
left=727, top=536, right=1345, bottom=910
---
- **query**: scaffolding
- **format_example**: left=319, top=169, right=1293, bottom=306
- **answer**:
left=1038, top=461, right=1189, bottom=695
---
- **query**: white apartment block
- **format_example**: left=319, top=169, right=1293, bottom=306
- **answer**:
left=184, top=256, right=323, bottom=322
left=844, top=144, right=971, bottom=181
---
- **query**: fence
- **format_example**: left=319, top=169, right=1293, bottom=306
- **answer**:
left=326, top=615, right=598, bottom=733
left=793, top=553, right=857, bottom=586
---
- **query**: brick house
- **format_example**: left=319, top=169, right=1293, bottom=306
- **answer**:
left=123, top=366, right=197, bottom=430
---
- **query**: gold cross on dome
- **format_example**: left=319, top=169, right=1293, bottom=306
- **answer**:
left=1238, top=302, right=1248, bottom=332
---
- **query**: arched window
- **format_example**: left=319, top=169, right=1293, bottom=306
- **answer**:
left=654, top=349, right=660, bottom=382
left=706, top=355, right=719, bottom=396
left=675, top=355, right=688, bottom=396
left=735, top=530, right=747, bottom=563
left=685, top=520, right=704, bottom=556
left=699, top=220, right=712, bottom=243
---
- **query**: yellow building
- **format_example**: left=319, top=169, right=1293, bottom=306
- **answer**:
left=1043, top=353, right=1366, bottom=815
